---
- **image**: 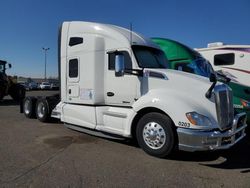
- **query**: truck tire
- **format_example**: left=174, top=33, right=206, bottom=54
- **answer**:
left=23, top=97, right=37, bottom=118
left=9, top=84, right=26, bottom=102
left=136, top=112, right=176, bottom=158
left=0, top=92, right=4, bottom=100
left=36, top=98, right=50, bottom=122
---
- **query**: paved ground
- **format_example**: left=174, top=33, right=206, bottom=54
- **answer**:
left=0, top=91, right=250, bottom=188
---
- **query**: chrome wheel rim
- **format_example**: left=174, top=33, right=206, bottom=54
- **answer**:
left=24, top=100, right=31, bottom=114
left=37, top=103, right=45, bottom=118
left=143, top=122, right=166, bottom=149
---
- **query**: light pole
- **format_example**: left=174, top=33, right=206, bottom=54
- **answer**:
left=42, top=47, right=49, bottom=81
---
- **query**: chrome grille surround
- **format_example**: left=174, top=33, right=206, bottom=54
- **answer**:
left=214, top=84, right=234, bottom=131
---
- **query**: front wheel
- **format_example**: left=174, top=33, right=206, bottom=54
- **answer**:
left=136, top=112, right=176, bottom=158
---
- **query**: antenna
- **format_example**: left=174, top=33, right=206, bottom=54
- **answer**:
left=130, top=22, right=133, bottom=45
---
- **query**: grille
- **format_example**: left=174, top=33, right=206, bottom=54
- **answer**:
left=214, top=84, right=234, bottom=131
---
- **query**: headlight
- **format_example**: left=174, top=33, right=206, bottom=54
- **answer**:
left=186, top=112, right=212, bottom=127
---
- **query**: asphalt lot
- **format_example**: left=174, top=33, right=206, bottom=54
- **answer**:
left=0, top=91, right=250, bottom=188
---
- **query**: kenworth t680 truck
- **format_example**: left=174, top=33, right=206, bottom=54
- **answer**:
left=22, top=22, right=247, bottom=158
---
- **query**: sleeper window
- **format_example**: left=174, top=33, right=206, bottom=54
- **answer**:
left=69, top=37, right=83, bottom=46
left=69, top=59, right=78, bottom=78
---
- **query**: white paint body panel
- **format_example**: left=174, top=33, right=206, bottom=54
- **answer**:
left=62, top=104, right=96, bottom=129
left=133, top=69, right=218, bottom=128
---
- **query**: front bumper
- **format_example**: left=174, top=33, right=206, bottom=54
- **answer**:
left=235, top=107, right=250, bottom=124
left=177, top=113, right=247, bottom=152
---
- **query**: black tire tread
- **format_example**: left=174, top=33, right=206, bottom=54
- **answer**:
left=9, top=84, right=26, bottom=102
left=23, top=97, right=37, bottom=118
left=36, top=98, right=50, bottom=122
left=136, top=112, right=176, bottom=158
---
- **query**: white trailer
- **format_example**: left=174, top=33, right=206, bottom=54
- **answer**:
left=22, top=22, right=247, bottom=158
left=196, top=42, right=250, bottom=87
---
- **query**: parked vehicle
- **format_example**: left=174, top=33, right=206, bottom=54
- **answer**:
left=50, top=82, right=59, bottom=90
left=196, top=42, right=250, bottom=87
left=196, top=42, right=250, bottom=124
left=21, top=21, right=247, bottom=158
left=151, top=38, right=213, bottom=76
left=39, top=82, right=51, bottom=90
left=152, top=38, right=250, bottom=126
left=28, top=82, right=38, bottom=90
left=0, top=60, right=26, bottom=101
left=18, top=82, right=30, bottom=91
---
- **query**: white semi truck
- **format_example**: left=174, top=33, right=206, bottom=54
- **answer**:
left=22, top=22, right=247, bottom=158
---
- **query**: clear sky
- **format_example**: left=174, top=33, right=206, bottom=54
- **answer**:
left=0, top=0, right=249, bottom=78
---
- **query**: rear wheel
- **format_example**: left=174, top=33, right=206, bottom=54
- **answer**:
left=9, top=84, right=26, bottom=102
left=136, top=112, right=176, bottom=158
left=0, top=92, right=4, bottom=100
left=23, top=97, right=36, bottom=118
left=36, top=98, right=50, bottom=122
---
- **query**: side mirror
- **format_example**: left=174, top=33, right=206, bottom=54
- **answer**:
left=206, top=72, right=217, bottom=99
left=8, top=64, right=12, bottom=69
left=215, top=71, right=231, bottom=83
left=209, top=72, right=217, bottom=82
left=115, top=54, right=125, bottom=77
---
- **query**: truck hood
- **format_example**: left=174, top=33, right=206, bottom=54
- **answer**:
left=140, top=68, right=218, bottom=129
left=144, top=68, right=212, bottom=93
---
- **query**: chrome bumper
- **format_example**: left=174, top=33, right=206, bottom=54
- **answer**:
left=177, top=113, right=247, bottom=152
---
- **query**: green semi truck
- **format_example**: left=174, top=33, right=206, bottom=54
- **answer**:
left=152, top=38, right=250, bottom=125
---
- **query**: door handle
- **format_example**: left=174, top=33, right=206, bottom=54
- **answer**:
left=107, top=92, right=114, bottom=97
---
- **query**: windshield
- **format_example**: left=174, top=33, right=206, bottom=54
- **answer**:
left=187, top=58, right=214, bottom=78
left=132, top=45, right=168, bottom=68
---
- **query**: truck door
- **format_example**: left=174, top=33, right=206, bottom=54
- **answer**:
left=105, top=50, right=138, bottom=106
